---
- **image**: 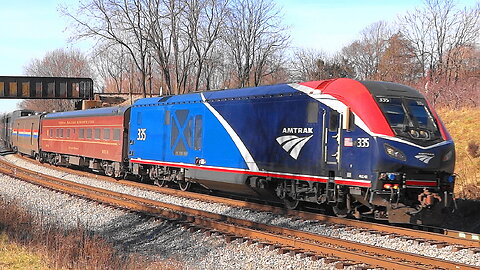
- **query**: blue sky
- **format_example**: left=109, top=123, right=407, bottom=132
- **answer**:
left=0, top=0, right=477, bottom=113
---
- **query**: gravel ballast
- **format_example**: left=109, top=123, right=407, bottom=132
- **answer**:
left=1, top=154, right=479, bottom=268
left=0, top=157, right=341, bottom=270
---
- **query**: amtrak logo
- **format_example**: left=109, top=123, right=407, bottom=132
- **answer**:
left=276, top=135, right=313, bottom=159
left=415, top=153, right=435, bottom=164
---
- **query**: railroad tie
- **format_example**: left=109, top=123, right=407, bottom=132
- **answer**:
left=224, top=235, right=241, bottom=243
left=452, top=246, right=466, bottom=252
left=323, top=257, right=340, bottom=264
left=277, top=247, right=291, bottom=255
left=246, top=239, right=256, bottom=245
left=468, top=248, right=480, bottom=255
left=334, top=261, right=354, bottom=269
left=268, top=244, right=280, bottom=251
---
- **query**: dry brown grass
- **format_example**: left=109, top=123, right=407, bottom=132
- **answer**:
left=0, top=198, right=180, bottom=270
left=437, top=108, right=480, bottom=199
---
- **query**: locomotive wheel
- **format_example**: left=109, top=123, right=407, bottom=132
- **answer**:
left=332, top=204, right=349, bottom=218
left=283, top=196, right=300, bottom=210
left=154, top=179, right=167, bottom=187
left=178, top=181, right=190, bottom=191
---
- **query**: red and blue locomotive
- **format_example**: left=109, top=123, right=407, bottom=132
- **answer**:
left=129, top=78, right=455, bottom=224
left=5, top=78, right=455, bottom=224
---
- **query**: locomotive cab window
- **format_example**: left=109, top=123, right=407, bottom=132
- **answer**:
left=377, top=97, right=441, bottom=141
left=329, top=111, right=339, bottom=131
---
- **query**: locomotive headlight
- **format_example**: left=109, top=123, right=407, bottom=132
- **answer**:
left=384, top=144, right=406, bottom=161
left=442, top=150, right=454, bottom=162
left=419, top=130, right=429, bottom=139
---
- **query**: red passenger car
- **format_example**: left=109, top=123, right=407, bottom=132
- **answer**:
left=40, top=107, right=130, bottom=177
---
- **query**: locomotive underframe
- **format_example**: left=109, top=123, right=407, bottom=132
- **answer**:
left=132, top=162, right=451, bottom=224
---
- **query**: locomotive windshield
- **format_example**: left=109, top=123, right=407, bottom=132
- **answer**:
left=377, top=97, right=442, bottom=142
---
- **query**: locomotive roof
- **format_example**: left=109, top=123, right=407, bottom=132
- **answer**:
left=133, top=83, right=299, bottom=106
left=133, top=79, right=425, bottom=107
left=360, top=81, right=424, bottom=99
left=44, top=106, right=130, bottom=119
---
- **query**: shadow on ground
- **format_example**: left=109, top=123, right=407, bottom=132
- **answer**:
left=443, top=199, right=480, bottom=233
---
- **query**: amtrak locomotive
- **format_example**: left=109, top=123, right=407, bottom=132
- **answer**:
left=4, top=78, right=455, bottom=225
left=129, top=78, right=455, bottom=224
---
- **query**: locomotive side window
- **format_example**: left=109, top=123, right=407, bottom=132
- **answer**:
left=329, top=111, right=339, bottom=131
left=59, top=129, right=64, bottom=138
left=79, top=128, right=84, bottom=139
left=194, top=115, right=202, bottom=150
left=66, top=129, right=70, bottom=138
left=307, top=102, right=319, bottom=123
left=104, top=128, right=110, bottom=140
left=86, top=128, right=92, bottom=139
left=50, top=128, right=53, bottom=138
left=56, top=129, right=60, bottom=138
left=94, top=128, right=101, bottom=140
left=113, top=129, right=121, bottom=141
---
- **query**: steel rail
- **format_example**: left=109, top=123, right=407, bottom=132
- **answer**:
left=0, top=160, right=478, bottom=270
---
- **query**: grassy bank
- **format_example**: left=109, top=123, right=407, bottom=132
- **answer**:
left=0, top=198, right=178, bottom=270
left=438, top=108, right=480, bottom=199
left=0, top=233, right=50, bottom=270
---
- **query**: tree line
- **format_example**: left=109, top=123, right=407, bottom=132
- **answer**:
left=21, top=0, right=479, bottom=111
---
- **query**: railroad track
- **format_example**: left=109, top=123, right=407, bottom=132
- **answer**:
left=1, top=157, right=479, bottom=269
left=14, top=153, right=479, bottom=250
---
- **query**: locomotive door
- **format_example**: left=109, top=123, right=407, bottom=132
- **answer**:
left=324, top=110, right=341, bottom=167
left=168, top=109, right=203, bottom=162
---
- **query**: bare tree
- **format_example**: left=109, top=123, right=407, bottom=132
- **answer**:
left=20, top=48, right=93, bottom=112
left=290, top=48, right=353, bottom=81
left=184, top=0, right=229, bottom=91
left=399, top=0, right=480, bottom=82
left=377, top=33, right=422, bottom=83
left=224, top=0, right=289, bottom=87
left=290, top=48, right=327, bottom=81
left=62, top=0, right=150, bottom=97
left=92, top=42, right=129, bottom=93
left=146, top=0, right=196, bottom=95
left=340, top=21, right=391, bottom=80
